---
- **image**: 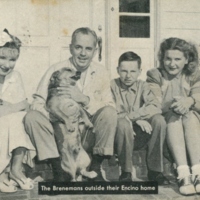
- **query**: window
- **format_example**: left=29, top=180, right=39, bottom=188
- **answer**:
left=119, top=0, right=150, bottom=38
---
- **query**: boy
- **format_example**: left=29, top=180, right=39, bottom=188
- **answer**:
left=111, top=51, right=169, bottom=185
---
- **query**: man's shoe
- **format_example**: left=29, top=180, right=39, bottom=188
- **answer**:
left=49, top=157, right=70, bottom=182
left=119, top=172, right=132, bottom=182
left=88, top=170, right=105, bottom=182
left=148, top=170, right=170, bottom=185
left=89, top=155, right=105, bottom=182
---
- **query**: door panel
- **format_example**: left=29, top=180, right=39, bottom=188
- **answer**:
left=16, top=47, right=50, bottom=100
left=0, top=0, right=106, bottom=101
left=16, top=0, right=49, bottom=36
left=0, top=0, right=16, bottom=33
left=59, top=0, right=91, bottom=37
left=108, top=0, right=155, bottom=80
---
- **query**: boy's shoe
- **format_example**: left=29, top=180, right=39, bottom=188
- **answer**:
left=178, top=175, right=196, bottom=196
left=148, top=170, right=170, bottom=185
left=119, top=172, right=132, bottom=182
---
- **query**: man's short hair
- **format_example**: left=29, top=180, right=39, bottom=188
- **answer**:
left=71, top=27, right=98, bottom=47
left=118, top=51, right=141, bottom=68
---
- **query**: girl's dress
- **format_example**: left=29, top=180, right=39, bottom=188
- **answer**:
left=0, top=70, right=35, bottom=174
left=146, top=68, right=200, bottom=121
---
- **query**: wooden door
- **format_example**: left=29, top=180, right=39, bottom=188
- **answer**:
left=107, top=0, right=156, bottom=80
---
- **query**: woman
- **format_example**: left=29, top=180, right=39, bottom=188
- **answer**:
left=0, top=29, right=35, bottom=192
left=147, top=37, right=200, bottom=196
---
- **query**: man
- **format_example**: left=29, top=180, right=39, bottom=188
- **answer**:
left=111, top=51, right=169, bottom=184
left=24, top=27, right=117, bottom=181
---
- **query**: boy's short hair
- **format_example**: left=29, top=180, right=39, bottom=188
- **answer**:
left=118, top=51, right=141, bottom=68
left=71, top=27, right=98, bottom=47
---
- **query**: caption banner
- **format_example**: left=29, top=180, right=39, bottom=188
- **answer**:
left=39, top=181, right=158, bottom=195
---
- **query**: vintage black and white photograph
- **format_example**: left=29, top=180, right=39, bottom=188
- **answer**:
left=0, top=0, right=200, bottom=199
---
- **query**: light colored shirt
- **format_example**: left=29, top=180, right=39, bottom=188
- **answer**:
left=31, top=57, right=115, bottom=117
left=0, top=70, right=26, bottom=104
left=110, top=78, right=161, bottom=122
left=146, top=68, right=200, bottom=114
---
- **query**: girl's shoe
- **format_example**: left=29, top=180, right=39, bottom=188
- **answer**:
left=178, top=175, right=196, bottom=196
left=9, top=173, right=34, bottom=190
left=3, top=179, right=18, bottom=187
left=0, top=181, right=17, bottom=193
left=12, top=177, right=34, bottom=190
left=193, top=175, right=200, bottom=194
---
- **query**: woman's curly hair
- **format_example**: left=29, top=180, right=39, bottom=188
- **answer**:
left=158, top=37, right=199, bottom=75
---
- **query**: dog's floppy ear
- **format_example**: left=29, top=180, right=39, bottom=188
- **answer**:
left=48, top=70, right=61, bottom=89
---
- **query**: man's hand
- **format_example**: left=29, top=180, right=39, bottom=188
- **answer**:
left=57, top=85, right=89, bottom=106
left=170, top=96, right=194, bottom=115
left=136, top=120, right=152, bottom=134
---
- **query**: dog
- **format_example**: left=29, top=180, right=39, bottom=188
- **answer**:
left=46, top=67, right=97, bottom=181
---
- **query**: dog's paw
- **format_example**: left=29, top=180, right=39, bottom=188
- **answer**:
left=92, top=128, right=96, bottom=134
left=88, top=171, right=98, bottom=179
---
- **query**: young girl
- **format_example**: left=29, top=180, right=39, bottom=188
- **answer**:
left=147, top=37, right=200, bottom=196
left=0, top=29, right=35, bottom=193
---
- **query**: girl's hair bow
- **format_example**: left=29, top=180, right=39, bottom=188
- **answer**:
left=0, top=29, right=21, bottom=48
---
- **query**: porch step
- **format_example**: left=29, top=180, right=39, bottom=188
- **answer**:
left=25, top=149, right=175, bottom=181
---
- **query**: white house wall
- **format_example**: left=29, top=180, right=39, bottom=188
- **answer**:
left=0, top=0, right=200, bottom=100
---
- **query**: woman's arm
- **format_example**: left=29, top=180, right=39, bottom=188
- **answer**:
left=146, top=68, right=163, bottom=103
left=0, top=99, right=29, bottom=118
left=170, top=97, right=194, bottom=115
left=171, top=72, right=200, bottom=115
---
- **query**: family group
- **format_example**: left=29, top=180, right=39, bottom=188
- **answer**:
left=0, top=27, right=200, bottom=196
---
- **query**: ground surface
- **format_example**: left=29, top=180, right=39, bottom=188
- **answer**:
left=1, top=176, right=200, bottom=200
left=1, top=153, right=200, bottom=199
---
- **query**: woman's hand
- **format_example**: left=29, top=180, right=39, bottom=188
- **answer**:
left=170, top=96, right=194, bottom=115
left=0, top=104, right=12, bottom=117
left=0, top=101, right=12, bottom=118
left=0, top=99, right=30, bottom=118
left=2, top=100, right=12, bottom=106
left=136, top=120, right=152, bottom=134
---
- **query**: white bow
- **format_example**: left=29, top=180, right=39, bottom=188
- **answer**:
left=0, top=30, right=12, bottom=47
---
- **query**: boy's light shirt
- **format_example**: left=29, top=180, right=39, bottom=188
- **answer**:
left=111, top=78, right=162, bottom=122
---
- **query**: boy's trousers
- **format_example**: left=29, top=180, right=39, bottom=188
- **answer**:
left=115, top=114, right=166, bottom=173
